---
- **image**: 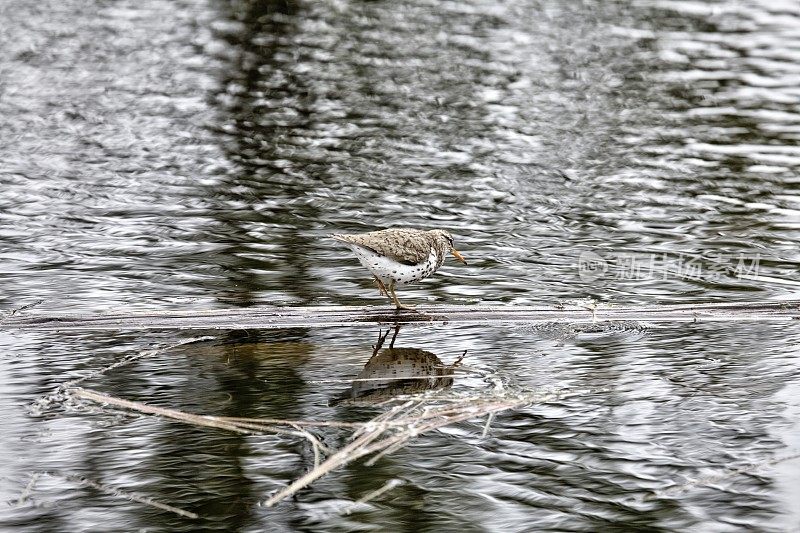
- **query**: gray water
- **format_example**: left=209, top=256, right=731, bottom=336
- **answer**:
left=2, top=0, right=800, bottom=530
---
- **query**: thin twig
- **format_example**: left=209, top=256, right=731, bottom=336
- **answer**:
left=261, top=421, right=391, bottom=507
left=363, top=436, right=416, bottom=467
left=342, top=479, right=404, bottom=515
left=205, top=416, right=330, bottom=441
left=482, top=413, right=495, bottom=438
left=216, top=416, right=364, bottom=428
left=262, top=402, right=418, bottom=507
left=263, top=388, right=606, bottom=506
left=71, top=337, right=216, bottom=388
left=31, top=336, right=216, bottom=414
left=72, top=389, right=331, bottom=449
left=351, top=401, right=416, bottom=439
left=15, top=473, right=40, bottom=507
left=59, top=473, right=198, bottom=519
left=289, top=422, right=326, bottom=468
left=72, top=389, right=252, bottom=434
left=8, top=299, right=45, bottom=317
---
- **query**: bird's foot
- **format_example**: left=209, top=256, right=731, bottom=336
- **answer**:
left=393, top=303, right=433, bottom=320
left=387, top=284, right=429, bottom=317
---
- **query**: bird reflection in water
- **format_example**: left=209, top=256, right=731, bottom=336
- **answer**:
left=330, top=326, right=460, bottom=406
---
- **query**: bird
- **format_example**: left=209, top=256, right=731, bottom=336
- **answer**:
left=331, top=228, right=467, bottom=310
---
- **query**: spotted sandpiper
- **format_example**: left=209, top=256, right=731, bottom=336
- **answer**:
left=331, top=228, right=467, bottom=310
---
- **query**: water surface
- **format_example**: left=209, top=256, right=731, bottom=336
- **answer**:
left=2, top=0, right=800, bottom=530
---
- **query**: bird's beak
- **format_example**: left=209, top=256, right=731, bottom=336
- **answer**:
left=451, top=248, right=467, bottom=265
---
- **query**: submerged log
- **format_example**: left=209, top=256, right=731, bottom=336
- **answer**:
left=2, top=300, right=800, bottom=331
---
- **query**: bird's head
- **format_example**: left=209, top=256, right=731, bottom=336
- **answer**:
left=429, top=230, right=467, bottom=265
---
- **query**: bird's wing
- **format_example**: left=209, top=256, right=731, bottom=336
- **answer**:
left=331, top=230, right=430, bottom=265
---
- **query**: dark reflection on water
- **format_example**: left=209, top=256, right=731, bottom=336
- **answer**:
left=203, top=0, right=323, bottom=306
left=2, top=0, right=800, bottom=530
left=330, top=326, right=456, bottom=405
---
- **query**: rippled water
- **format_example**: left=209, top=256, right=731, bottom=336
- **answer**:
left=2, top=0, right=800, bottom=530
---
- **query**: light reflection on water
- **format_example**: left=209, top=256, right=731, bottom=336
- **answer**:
left=2, top=0, right=800, bottom=530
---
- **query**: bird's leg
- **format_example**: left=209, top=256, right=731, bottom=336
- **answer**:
left=372, top=327, right=391, bottom=356
left=373, top=276, right=388, bottom=296
left=389, top=323, right=401, bottom=348
left=388, top=282, right=415, bottom=311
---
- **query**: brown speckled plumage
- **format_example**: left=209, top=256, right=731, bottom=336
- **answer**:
left=332, top=228, right=447, bottom=265
left=331, top=228, right=467, bottom=310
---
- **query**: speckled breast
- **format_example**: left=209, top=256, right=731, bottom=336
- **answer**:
left=349, top=245, right=439, bottom=286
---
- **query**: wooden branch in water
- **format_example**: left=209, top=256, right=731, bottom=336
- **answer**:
left=58, top=473, right=199, bottom=519
left=65, top=386, right=799, bottom=509
left=2, top=300, right=799, bottom=331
